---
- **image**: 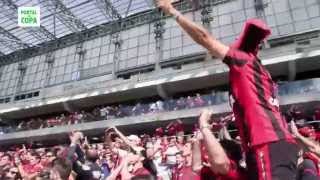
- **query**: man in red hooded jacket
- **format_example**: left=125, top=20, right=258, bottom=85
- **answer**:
left=157, top=0, right=300, bottom=179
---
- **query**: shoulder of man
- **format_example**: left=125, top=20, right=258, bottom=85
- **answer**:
left=222, top=48, right=255, bottom=68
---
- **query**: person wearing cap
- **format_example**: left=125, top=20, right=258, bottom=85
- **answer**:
left=156, top=0, right=299, bottom=179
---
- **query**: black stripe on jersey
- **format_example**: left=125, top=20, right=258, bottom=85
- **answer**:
left=253, top=60, right=285, bottom=140
left=234, top=101, right=251, bottom=147
left=223, top=56, right=248, bottom=67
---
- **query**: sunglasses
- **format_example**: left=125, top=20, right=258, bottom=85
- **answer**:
left=10, top=171, right=18, bottom=174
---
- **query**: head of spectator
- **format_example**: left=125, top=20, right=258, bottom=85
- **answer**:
left=289, top=105, right=305, bottom=122
left=160, top=135, right=169, bottom=147
left=126, top=154, right=148, bottom=176
left=86, top=149, right=99, bottom=163
left=176, top=97, right=185, bottom=108
left=186, top=96, right=194, bottom=107
left=177, top=135, right=184, bottom=145
left=41, top=151, right=56, bottom=167
left=0, top=154, right=12, bottom=168
left=49, top=157, right=72, bottom=180
left=175, top=151, right=185, bottom=168
left=4, top=166, right=20, bottom=179
left=128, top=135, right=141, bottom=147
left=168, top=137, right=177, bottom=147
left=29, top=152, right=41, bottom=168
left=154, top=127, right=164, bottom=138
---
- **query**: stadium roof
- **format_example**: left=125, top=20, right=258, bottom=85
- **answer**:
left=0, top=0, right=156, bottom=57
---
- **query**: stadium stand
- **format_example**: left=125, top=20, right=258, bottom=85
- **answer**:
left=0, top=0, right=319, bottom=179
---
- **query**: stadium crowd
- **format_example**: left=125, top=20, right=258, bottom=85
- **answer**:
left=1, top=0, right=320, bottom=179
left=1, top=109, right=320, bottom=180
left=0, top=91, right=229, bottom=134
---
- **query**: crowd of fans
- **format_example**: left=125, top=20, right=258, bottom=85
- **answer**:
left=0, top=92, right=229, bottom=134
left=0, top=106, right=320, bottom=180
left=0, top=77, right=318, bottom=135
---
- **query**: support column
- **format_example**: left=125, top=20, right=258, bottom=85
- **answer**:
left=254, top=0, right=269, bottom=49
left=154, top=11, right=168, bottom=98
left=288, top=60, right=296, bottom=81
left=75, top=42, right=86, bottom=80
left=43, top=52, right=55, bottom=88
left=201, top=0, right=213, bottom=31
left=112, top=32, right=122, bottom=78
left=40, top=52, right=55, bottom=100
left=153, top=12, right=165, bottom=71
left=200, top=0, right=213, bottom=61
left=14, top=61, right=27, bottom=98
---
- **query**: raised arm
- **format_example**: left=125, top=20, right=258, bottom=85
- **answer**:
left=67, top=131, right=86, bottom=163
left=290, top=121, right=320, bottom=156
left=191, top=131, right=203, bottom=173
left=113, top=127, right=144, bottom=154
left=157, top=0, right=229, bottom=59
left=106, top=159, right=126, bottom=180
left=199, top=109, right=230, bottom=175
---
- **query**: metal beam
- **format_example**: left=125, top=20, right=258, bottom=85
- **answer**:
left=0, top=26, right=29, bottom=49
left=0, top=40, right=21, bottom=60
left=124, top=0, right=133, bottom=18
left=40, top=0, right=87, bottom=32
left=1, top=0, right=56, bottom=41
left=0, top=50, right=5, bottom=56
left=95, top=0, right=122, bottom=20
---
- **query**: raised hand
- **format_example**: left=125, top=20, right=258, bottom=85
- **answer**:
left=199, top=109, right=212, bottom=129
left=290, top=121, right=300, bottom=138
left=156, top=0, right=175, bottom=15
left=69, top=131, right=83, bottom=145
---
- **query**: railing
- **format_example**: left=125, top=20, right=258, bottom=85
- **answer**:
left=278, top=78, right=320, bottom=96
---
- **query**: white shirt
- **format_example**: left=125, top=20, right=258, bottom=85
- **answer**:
left=165, top=146, right=179, bottom=165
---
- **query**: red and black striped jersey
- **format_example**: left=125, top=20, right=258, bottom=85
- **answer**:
left=223, top=48, right=293, bottom=151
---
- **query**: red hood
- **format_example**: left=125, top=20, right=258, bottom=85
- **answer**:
left=232, top=19, right=271, bottom=56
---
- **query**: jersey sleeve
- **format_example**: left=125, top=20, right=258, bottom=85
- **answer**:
left=222, top=48, right=254, bottom=70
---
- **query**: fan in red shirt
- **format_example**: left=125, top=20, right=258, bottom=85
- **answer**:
left=191, top=110, right=247, bottom=180
left=119, top=154, right=153, bottom=180
left=166, top=119, right=185, bottom=136
left=290, top=122, right=320, bottom=179
left=157, top=1, right=300, bottom=179
left=172, top=152, right=200, bottom=180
